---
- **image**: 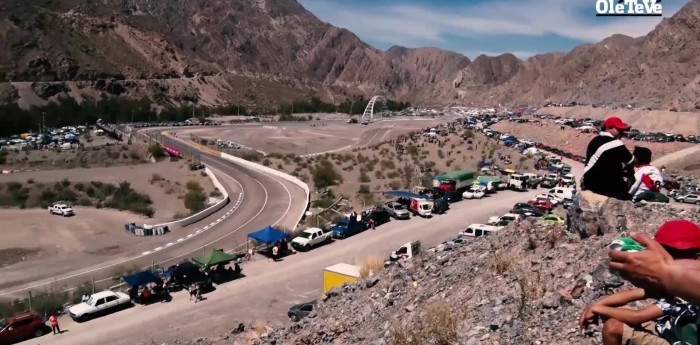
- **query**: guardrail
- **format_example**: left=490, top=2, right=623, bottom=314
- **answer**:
left=220, top=152, right=310, bottom=229
left=142, top=167, right=230, bottom=230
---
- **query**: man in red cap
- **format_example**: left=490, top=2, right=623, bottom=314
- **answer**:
left=581, top=116, right=635, bottom=199
left=581, top=220, right=700, bottom=345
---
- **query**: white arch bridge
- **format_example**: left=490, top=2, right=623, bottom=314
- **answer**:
left=360, top=95, right=389, bottom=124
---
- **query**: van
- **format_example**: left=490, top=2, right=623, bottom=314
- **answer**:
left=460, top=224, right=502, bottom=238
left=0, top=311, right=47, bottom=343
left=549, top=187, right=575, bottom=200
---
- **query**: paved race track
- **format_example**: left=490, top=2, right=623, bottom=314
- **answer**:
left=0, top=129, right=307, bottom=300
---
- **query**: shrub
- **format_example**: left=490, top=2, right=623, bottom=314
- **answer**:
left=26, top=178, right=34, bottom=184
left=312, top=198, right=334, bottom=209
left=73, top=182, right=85, bottom=191
left=437, top=150, right=444, bottom=159
left=359, top=256, right=384, bottom=278
left=184, top=181, right=207, bottom=213
left=389, top=304, right=459, bottom=345
left=312, top=159, right=341, bottom=188
left=359, top=172, right=371, bottom=183
left=104, top=181, right=154, bottom=217
left=210, top=189, right=223, bottom=198
left=262, top=158, right=271, bottom=166
left=150, top=174, right=164, bottom=183
left=358, top=185, right=371, bottom=194
left=148, top=144, right=166, bottom=159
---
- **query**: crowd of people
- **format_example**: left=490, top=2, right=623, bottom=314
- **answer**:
left=579, top=116, right=699, bottom=345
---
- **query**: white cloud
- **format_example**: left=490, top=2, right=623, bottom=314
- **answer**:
left=300, top=0, right=688, bottom=49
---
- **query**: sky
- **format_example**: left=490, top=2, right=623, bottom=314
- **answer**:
left=297, top=0, right=690, bottom=60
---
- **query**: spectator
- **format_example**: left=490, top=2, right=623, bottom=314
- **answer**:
left=600, top=220, right=700, bottom=344
left=628, top=146, right=664, bottom=203
left=610, top=230, right=700, bottom=306
left=48, top=313, right=60, bottom=335
left=581, top=117, right=635, bottom=199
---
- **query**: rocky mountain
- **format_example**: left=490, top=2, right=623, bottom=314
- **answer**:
left=1, top=0, right=699, bottom=110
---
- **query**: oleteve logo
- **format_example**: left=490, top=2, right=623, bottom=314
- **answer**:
left=596, top=0, right=662, bottom=16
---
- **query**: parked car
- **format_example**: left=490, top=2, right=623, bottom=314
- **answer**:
left=288, top=301, right=317, bottom=322
left=330, top=217, right=364, bottom=239
left=0, top=311, right=48, bottom=344
left=48, top=203, right=74, bottom=216
left=511, top=204, right=545, bottom=217
left=382, top=201, right=410, bottom=219
left=462, top=185, right=486, bottom=199
left=542, top=214, right=565, bottom=225
left=290, top=228, right=333, bottom=251
left=677, top=194, right=700, bottom=205
left=528, top=198, right=553, bottom=212
left=360, top=208, right=391, bottom=229
left=67, top=290, right=132, bottom=322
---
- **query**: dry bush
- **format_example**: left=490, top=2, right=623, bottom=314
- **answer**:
left=359, top=256, right=385, bottom=278
left=389, top=303, right=460, bottom=345
left=491, top=251, right=516, bottom=276
left=517, top=268, right=545, bottom=319
left=545, top=227, right=563, bottom=249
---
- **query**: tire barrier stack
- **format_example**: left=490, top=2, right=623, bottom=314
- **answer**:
left=125, top=223, right=169, bottom=236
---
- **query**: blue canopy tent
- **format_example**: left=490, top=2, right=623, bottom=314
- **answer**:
left=247, top=226, right=288, bottom=246
left=122, top=270, right=160, bottom=287
left=384, top=190, right=429, bottom=200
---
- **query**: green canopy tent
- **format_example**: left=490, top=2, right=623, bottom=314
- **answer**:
left=192, top=249, right=236, bottom=268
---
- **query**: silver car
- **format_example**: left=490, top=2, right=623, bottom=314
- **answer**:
left=678, top=194, right=700, bottom=205
left=383, top=202, right=410, bottom=219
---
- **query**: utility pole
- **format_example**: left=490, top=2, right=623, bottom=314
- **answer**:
left=41, top=112, right=45, bottom=133
left=131, top=110, right=134, bottom=124
left=237, top=105, right=240, bottom=116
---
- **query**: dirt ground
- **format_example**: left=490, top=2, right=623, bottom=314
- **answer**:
left=490, top=121, right=693, bottom=160
left=252, top=129, right=531, bottom=210
left=0, top=136, right=151, bottom=172
left=184, top=119, right=452, bottom=156
left=0, top=207, right=160, bottom=290
left=0, top=160, right=216, bottom=221
left=668, top=151, right=700, bottom=177
left=536, top=106, right=700, bottom=136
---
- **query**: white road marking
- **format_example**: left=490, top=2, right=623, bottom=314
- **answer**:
left=177, top=238, right=185, bottom=242
left=166, top=242, right=174, bottom=247
left=154, top=247, right=163, bottom=251
left=142, top=251, right=152, bottom=255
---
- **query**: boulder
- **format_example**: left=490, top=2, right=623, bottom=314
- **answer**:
left=566, top=191, right=634, bottom=238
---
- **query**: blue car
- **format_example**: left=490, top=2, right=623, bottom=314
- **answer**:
left=331, top=217, right=364, bottom=239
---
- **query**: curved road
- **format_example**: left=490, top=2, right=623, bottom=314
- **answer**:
left=0, top=130, right=307, bottom=299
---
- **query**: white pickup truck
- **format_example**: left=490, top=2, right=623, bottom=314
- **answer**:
left=290, top=227, right=333, bottom=251
left=48, top=203, right=74, bottom=216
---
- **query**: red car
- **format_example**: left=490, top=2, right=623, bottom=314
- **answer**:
left=0, top=311, right=48, bottom=344
left=528, top=198, right=553, bottom=212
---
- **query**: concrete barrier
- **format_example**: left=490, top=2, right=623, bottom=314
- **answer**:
left=142, top=167, right=230, bottom=230
left=220, top=152, right=310, bottom=228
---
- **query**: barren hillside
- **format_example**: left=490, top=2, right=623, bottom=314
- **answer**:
left=1, top=0, right=700, bottom=111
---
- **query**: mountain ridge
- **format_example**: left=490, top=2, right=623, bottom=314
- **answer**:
left=0, top=0, right=699, bottom=110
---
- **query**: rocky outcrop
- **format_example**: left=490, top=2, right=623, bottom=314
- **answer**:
left=185, top=203, right=697, bottom=345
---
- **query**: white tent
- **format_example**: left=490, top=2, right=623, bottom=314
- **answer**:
left=522, top=147, right=539, bottom=156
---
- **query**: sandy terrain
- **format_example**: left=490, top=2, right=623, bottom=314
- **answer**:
left=0, top=160, right=216, bottom=221
left=0, top=207, right=158, bottom=290
left=536, top=106, right=700, bottom=135
left=490, top=121, right=693, bottom=159
left=184, top=119, right=451, bottom=155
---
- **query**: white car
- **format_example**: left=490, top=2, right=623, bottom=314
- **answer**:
left=68, top=290, right=131, bottom=322
left=462, top=186, right=486, bottom=199
left=535, top=193, right=561, bottom=206
left=48, top=203, right=74, bottom=216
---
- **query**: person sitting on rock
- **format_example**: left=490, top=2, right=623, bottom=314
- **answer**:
left=628, top=146, right=664, bottom=203
left=579, top=220, right=700, bottom=345
left=581, top=117, right=635, bottom=199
